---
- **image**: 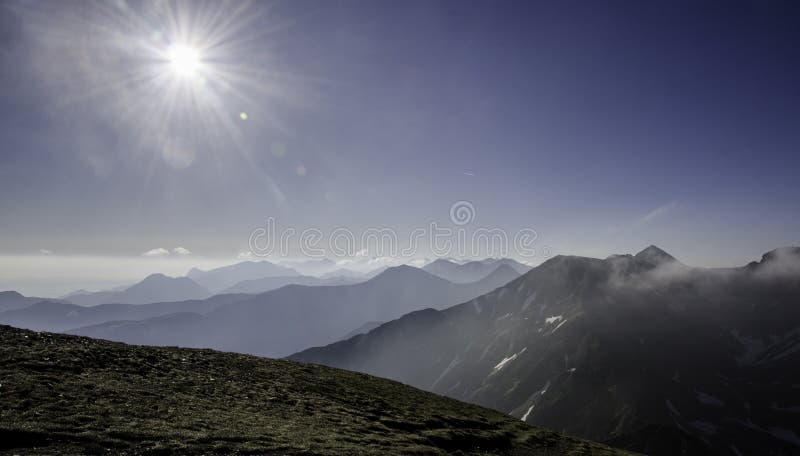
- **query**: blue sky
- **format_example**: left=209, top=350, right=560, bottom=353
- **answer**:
left=0, top=0, right=798, bottom=294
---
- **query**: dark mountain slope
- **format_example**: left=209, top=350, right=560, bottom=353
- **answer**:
left=338, top=320, right=384, bottom=341
left=0, top=325, right=630, bottom=455
left=292, top=247, right=800, bottom=456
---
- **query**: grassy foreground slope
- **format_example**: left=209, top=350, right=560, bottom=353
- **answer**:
left=0, top=325, right=629, bottom=455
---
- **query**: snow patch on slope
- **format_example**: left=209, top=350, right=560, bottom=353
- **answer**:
left=521, top=292, right=537, bottom=312
left=493, top=347, right=527, bottom=372
left=431, top=355, right=462, bottom=390
left=521, top=404, right=535, bottom=421
left=545, top=315, right=563, bottom=324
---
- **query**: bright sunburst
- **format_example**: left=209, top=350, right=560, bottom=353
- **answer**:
left=166, top=44, right=201, bottom=77
left=15, top=0, right=299, bottom=182
left=12, top=0, right=296, bottom=208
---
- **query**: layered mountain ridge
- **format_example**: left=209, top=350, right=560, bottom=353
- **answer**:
left=187, top=260, right=300, bottom=293
left=292, top=246, right=800, bottom=456
left=423, top=258, right=531, bottom=283
left=65, top=263, right=521, bottom=358
left=66, top=273, right=211, bottom=306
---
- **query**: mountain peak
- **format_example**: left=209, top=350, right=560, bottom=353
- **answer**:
left=141, top=273, right=172, bottom=283
left=760, top=246, right=800, bottom=263
left=634, top=245, right=676, bottom=265
left=482, top=263, right=519, bottom=281
left=370, top=264, right=439, bottom=283
left=429, top=258, right=457, bottom=266
left=491, top=263, right=517, bottom=274
left=748, top=246, right=800, bottom=274
left=378, top=264, right=423, bottom=275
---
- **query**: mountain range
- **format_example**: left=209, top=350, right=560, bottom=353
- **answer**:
left=65, top=273, right=211, bottom=306
left=276, top=258, right=339, bottom=275
left=0, top=291, right=52, bottom=312
left=4, top=247, right=798, bottom=454
left=67, top=263, right=522, bottom=358
left=0, top=293, right=250, bottom=333
left=61, top=261, right=376, bottom=306
left=292, top=246, right=800, bottom=456
left=320, top=267, right=379, bottom=279
left=220, top=273, right=361, bottom=294
left=423, top=258, right=531, bottom=283
left=187, top=260, right=300, bottom=293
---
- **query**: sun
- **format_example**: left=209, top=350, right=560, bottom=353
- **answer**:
left=167, top=44, right=201, bottom=77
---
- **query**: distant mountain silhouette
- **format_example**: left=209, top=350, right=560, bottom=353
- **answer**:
left=70, top=264, right=521, bottom=358
left=338, top=320, right=384, bottom=341
left=1, top=293, right=249, bottom=332
left=478, top=263, right=523, bottom=285
left=319, top=268, right=371, bottom=279
left=60, top=289, right=90, bottom=299
left=292, top=246, right=800, bottom=456
left=423, top=258, right=530, bottom=283
left=187, top=260, right=299, bottom=292
left=0, top=291, right=54, bottom=312
left=66, top=274, right=211, bottom=306
left=632, top=244, right=678, bottom=268
left=481, top=258, right=533, bottom=275
left=221, top=274, right=361, bottom=294
left=275, top=258, right=337, bottom=276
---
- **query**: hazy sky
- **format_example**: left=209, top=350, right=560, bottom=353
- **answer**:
left=1, top=0, right=799, bottom=294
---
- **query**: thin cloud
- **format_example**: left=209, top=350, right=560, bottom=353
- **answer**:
left=367, top=256, right=403, bottom=266
left=407, top=258, right=430, bottom=267
left=142, top=248, right=170, bottom=257
left=639, top=201, right=680, bottom=225
left=172, top=247, right=192, bottom=256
